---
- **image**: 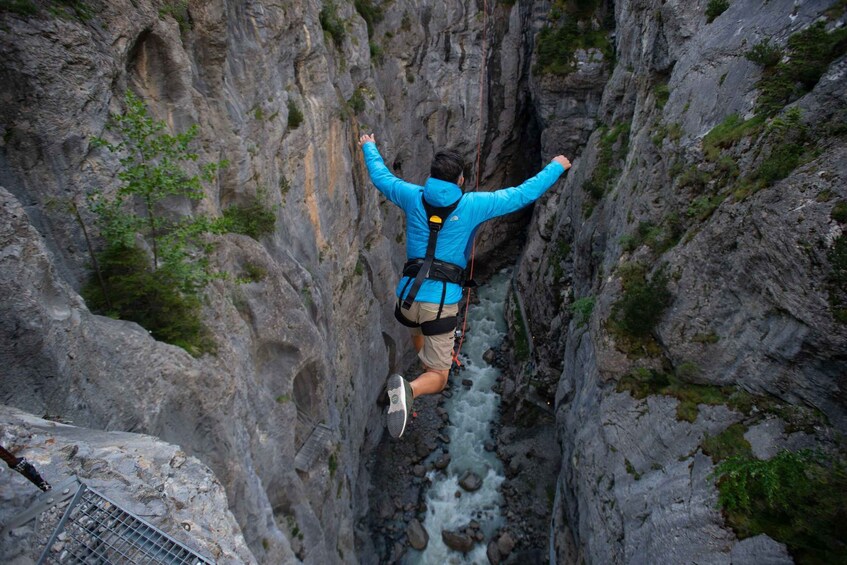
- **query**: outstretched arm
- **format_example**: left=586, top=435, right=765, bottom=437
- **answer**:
left=471, top=155, right=571, bottom=222
left=359, top=134, right=420, bottom=209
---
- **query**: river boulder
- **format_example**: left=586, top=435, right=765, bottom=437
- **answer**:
left=459, top=470, right=483, bottom=492
left=441, top=529, right=476, bottom=553
left=406, top=519, right=428, bottom=550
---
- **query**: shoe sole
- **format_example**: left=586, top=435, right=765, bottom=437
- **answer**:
left=386, top=374, right=408, bottom=438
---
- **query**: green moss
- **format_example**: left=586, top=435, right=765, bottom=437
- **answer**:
left=705, top=0, right=729, bottom=23
left=329, top=452, right=338, bottom=478
left=687, top=194, right=725, bottom=222
left=702, top=423, right=753, bottom=463
left=621, top=216, right=683, bottom=254
left=617, top=365, right=737, bottom=423
left=693, top=331, right=720, bottom=344
left=625, top=458, right=642, bottom=480
left=287, top=101, right=304, bottom=129
left=702, top=114, right=766, bottom=161
left=713, top=450, right=847, bottom=564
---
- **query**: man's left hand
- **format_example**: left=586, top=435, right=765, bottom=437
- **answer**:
left=359, top=134, right=376, bottom=146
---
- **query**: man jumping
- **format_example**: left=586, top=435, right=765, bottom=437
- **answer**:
left=359, top=133, right=570, bottom=438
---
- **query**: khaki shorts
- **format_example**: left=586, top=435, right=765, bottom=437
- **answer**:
left=400, top=301, right=459, bottom=371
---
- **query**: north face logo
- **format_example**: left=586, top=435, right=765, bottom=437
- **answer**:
left=450, top=215, right=459, bottom=221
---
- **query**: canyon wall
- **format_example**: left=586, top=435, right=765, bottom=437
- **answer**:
left=512, top=0, right=847, bottom=562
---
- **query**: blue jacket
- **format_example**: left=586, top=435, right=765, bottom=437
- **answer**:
left=362, top=142, right=566, bottom=304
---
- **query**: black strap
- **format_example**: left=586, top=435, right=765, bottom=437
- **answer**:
left=401, top=194, right=462, bottom=310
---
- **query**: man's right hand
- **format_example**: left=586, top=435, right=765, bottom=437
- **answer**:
left=553, top=155, right=571, bottom=170
left=359, top=134, right=376, bottom=147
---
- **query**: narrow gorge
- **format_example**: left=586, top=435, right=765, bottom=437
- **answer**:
left=1, top=0, right=845, bottom=564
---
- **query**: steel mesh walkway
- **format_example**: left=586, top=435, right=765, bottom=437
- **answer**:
left=37, top=482, right=214, bottom=565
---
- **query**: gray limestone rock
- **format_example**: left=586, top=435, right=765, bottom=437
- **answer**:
left=0, top=405, right=254, bottom=563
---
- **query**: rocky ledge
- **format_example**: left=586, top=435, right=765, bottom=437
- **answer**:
left=0, top=405, right=254, bottom=564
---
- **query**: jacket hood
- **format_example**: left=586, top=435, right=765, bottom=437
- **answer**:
left=423, top=177, right=463, bottom=206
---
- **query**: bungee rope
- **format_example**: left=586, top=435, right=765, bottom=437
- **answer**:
left=452, top=0, right=489, bottom=367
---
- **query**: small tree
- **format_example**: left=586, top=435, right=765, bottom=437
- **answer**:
left=85, top=92, right=226, bottom=354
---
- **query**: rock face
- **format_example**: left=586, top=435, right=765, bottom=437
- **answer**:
left=511, top=0, right=847, bottom=563
left=1, top=0, right=845, bottom=563
left=0, top=405, right=254, bottom=563
left=0, top=0, right=542, bottom=562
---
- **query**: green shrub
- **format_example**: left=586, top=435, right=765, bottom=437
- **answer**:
left=828, top=235, right=847, bottom=323
left=654, top=82, right=670, bottom=109
left=713, top=450, right=847, bottom=564
left=84, top=92, right=226, bottom=355
left=287, top=101, right=304, bottom=129
left=831, top=200, right=847, bottom=224
left=348, top=89, right=366, bottom=114
left=159, top=0, right=190, bottom=32
left=320, top=2, right=346, bottom=48
left=757, top=21, right=847, bottom=116
left=369, top=41, right=384, bottom=63
left=220, top=195, right=277, bottom=240
left=512, top=298, right=530, bottom=362
left=686, top=194, right=725, bottom=222
left=751, top=108, right=809, bottom=188
left=354, top=0, right=383, bottom=38
left=535, top=8, right=614, bottom=76
left=612, top=265, right=672, bottom=338
left=570, top=296, right=595, bottom=328
left=745, top=38, right=783, bottom=69
left=705, top=0, right=729, bottom=23
left=0, top=0, right=37, bottom=15
left=240, top=262, right=268, bottom=283
left=582, top=122, right=630, bottom=210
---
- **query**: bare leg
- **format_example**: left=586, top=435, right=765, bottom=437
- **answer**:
left=409, top=333, right=449, bottom=397
left=410, top=367, right=449, bottom=397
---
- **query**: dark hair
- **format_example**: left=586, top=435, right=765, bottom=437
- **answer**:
left=430, top=150, right=464, bottom=183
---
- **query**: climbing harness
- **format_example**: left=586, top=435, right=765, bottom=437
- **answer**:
left=394, top=194, right=467, bottom=336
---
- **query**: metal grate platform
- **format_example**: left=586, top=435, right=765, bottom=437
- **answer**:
left=35, top=481, right=214, bottom=565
